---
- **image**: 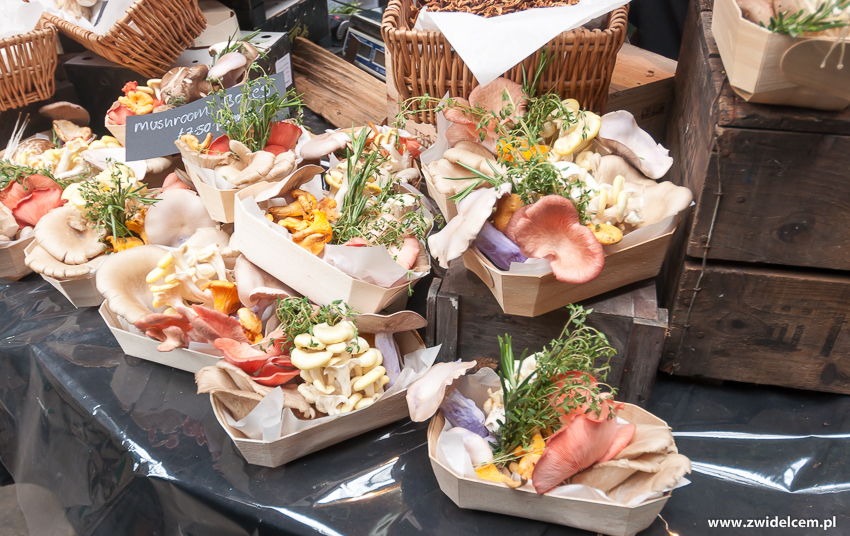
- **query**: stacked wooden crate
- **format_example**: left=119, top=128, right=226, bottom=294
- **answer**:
left=661, top=0, right=850, bottom=394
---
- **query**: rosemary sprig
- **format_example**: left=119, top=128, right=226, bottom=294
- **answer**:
left=332, top=128, right=430, bottom=251
left=77, top=161, right=157, bottom=239
left=211, top=29, right=268, bottom=66
left=208, top=69, right=304, bottom=152
left=765, top=0, right=850, bottom=37
left=493, top=305, right=616, bottom=460
left=275, top=297, right=359, bottom=350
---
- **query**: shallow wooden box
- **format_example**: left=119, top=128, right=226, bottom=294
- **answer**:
left=212, top=330, right=424, bottom=467
left=183, top=164, right=276, bottom=224
left=462, top=221, right=678, bottom=317
left=422, top=164, right=457, bottom=222
left=100, top=302, right=221, bottom=373
left=711, top=0, right=849, bottom=110
left=234, top=187, right=421, bottom=314
left=427, top=404, right=672, bottom=536
left=0, top=237, right=34, bottom=280
left=24, top=241, right=104, bottom=307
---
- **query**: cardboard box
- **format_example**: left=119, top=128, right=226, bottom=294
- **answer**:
left=0, top=237, right=34, bottom=280
left=428, top=405, right=673, bottom=536
left=712, top=0, right=850, bottom=110
left=211, top=329, right=424, bottom=466
left=461, top=219, right=680, bottom=317
left=194, top=1, right=241, bottom=48
left=99, top=302, right=222, bottom=373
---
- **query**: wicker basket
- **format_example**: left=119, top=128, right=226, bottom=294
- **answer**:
left=0, top=23, right=58, bottom=112
left=41, top=0, right=207, bottom=78
left=382, top=0, right=628, bottom=124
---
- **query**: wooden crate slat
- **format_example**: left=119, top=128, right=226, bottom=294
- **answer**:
left=663, top=260, right=850, bottom=394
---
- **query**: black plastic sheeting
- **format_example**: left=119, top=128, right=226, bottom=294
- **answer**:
left=0, top=275, right=849, bottom=535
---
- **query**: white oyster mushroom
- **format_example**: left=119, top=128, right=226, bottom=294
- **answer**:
left=598, top=111, right=674, bottom=179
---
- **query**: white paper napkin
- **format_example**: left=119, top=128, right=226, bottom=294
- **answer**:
left=416, top=1, right=631, bottom=87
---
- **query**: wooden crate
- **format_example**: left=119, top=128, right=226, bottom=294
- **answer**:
left=666, top=0, right=850, bottom=272
left=661, top=261, right=850, bottom=394
left=661, top=0, right=850, bottom=394
left=387, top=43, right=676, bottom=145
left=427, top=260, right=668, bottom=407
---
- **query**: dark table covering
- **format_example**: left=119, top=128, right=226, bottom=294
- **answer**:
left=0, top=274, right=848, bottom=536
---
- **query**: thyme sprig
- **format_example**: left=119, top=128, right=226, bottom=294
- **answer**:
left=77, top=161, right=157, bottom=239
left=275, top=297, right=359, bottom=350
left=0, top=162, right=55, bottom=191
left=332, top=128, right=430, bottom=251
left=493, top=305, right=616, bottom=461
left=765, top=0, right=850, bottom=37
left=208, top=69, right=304, bottom=152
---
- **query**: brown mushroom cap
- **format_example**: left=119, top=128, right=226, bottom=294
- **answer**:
left=40, top=102, right=90, bottom=127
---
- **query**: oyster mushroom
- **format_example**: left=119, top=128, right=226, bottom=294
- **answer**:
left=208, top=52, right=249, bottom=89
left=569, top=452, right=667, bottom=493
left=34, top=207, right=105, bottom=265
left=427, top=182, right=512, bottom=268
left=598, top=111, right=674, bottom=179
left=40, top=101, right=90, bottom=127
left=13, top=188, right=65, bottom=228
left=505, top=195, right=605, bottom=285
left=0, top=205, right=19, bottom=239
left=96, top=245, right=169, bottom=324
left=25, top=244, right=100, bottom=279
left=607, top=454, right=692, bottom=504
left=145, top=189, right=216, bottom=247
left=233, top=255, right=296, bottom=309
left=406, top=360, right=476, bottom=422
left=299, top=131, right=351, bottom=161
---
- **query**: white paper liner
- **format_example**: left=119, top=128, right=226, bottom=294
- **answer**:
left=437, top=368, right=690, bottom=506
left=32, top=0, right=134, bottom=36
left=240, top=188, right=429, bottom=289
left=0, top=0, right=42, bottom=39
left=415, top=2, right=631, bottom=87
left=226, top=344, right=442, bottom=441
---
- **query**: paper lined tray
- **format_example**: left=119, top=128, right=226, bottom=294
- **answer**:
left=428, top=404, right=672, bottom=536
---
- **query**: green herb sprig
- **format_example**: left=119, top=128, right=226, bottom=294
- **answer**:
left=332, top=128, right=430, bottom=251
left=765, top=0, right=849, bottom=37
left=493, top=305, right=616, bottom=462
left=77, top=161, right=157, bottom=239
left=208, top=70, right=304, bottom=152
left=275, top=297, right=359, bottom=350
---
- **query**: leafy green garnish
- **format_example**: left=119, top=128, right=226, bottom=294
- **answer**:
left=332, top=128, right=430, bottom=251
left=765, top=0, right=849, bottom=37
left=493, top=305, right=616, bottom=462
left=275, top=297, right=359, bottom=350
left=208, top=69, right=304, bottom=152
left=77, top=161, right=157, bottom=239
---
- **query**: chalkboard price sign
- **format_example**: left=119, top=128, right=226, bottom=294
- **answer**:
left=125, top=72, right=292, bottom=161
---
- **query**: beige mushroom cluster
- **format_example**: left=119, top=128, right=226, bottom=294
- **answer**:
left=26, top=207, right=106, bottom=279
left=292, top=322, right=392, bottom=415
left=568, top=423, right=691, bottom=504
left=145, top=241, right=233, bottom=313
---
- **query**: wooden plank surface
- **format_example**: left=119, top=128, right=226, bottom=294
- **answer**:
left=292, top=37, right=387, bottom=128
left=606, top=44, right=677, bottom=141
left=688, top=126, right=850, bottom=270
left=662, top=261, right=850, bottom=394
